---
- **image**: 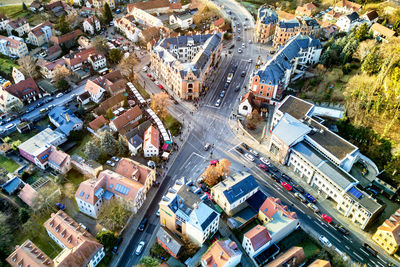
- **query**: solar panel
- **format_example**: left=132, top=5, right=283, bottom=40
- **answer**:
left=80, top=191, right=84, bottom=197
left=349, top=187, right=362, bottom=199
left=115, top=184, right=130, bottom=195
left=85, top=194, right=89, bottom=199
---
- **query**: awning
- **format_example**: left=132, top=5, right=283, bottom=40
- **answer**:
left=162, top=152, right=170, bottom=159
left=162, top=143, right=169, bottom=150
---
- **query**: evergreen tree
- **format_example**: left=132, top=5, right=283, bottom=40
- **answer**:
left=100, top=131, right=116, bottom=156
left=56, top=15, right=71, bottom=35
left=103, top=3, right=113, bottom=24
left=361, top=47, right=381, bottom=74
left=18, top=208, right=30, bottom=224
left=394, top=18, right=400, bottom=34
left=84, top=141, right=101, bottom=160
left=22, top=2, right=28, bottom=10
left=118, top=136, right=128, bottom=157
left=355, top=23, right=369, bottom=41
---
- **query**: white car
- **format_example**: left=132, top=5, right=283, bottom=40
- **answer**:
left=215, top=99, right=221, bottom=107
left=156, top=209, right=160, bottom=217
left=56, top=93, right=63, bottom=98
left=242, top=43, right=245, bottom=48
left=238, top=48, right=242, bottom=53
left=319, top=235, right=332, bottom=248
left=249, top=149, right=259, bottom=157
left=260, top=157, right=270, bottom=165
left=70, top=94, right=76, bottom=99
left=5, top=123, right=15, bottom=130
left=106, top=160, right=115, bottom=167
left=245, top=153, right=255, bottom=162
left=135, top=241, right=146, bottom=255
left=112, top=156, right=119, bottom=162
left=142, top=66, right=148, bottom=72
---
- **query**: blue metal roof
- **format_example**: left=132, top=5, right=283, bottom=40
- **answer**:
left=1, top=177, right=22, bottom=195
left=258, top=6, right=278, bottom=25
left=103, top=190, right=114, bottom=200
left=223, top=174, right=259, bottom=204
left=115, top=183, right=130, bottom=195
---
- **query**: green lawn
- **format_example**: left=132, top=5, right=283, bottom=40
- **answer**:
left=163, top=114, right=182, bottom=137
left=0, top=5, right=29, bottom=18
left=8, top=130, right=38, bottom=143
left=0, top=155, right=19, bottom=173
left=68, top=133, right=92, bottom=158
left=66, top=169, right=85, bottom=186
left=0, top=57, right=18, bottom=74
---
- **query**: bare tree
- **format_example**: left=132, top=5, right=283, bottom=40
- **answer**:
left=65, top=12, right=79, bottom=28
left=92, top=35, right=108, bottom=54
left=150, top=92, right=171, bottom=119
left=216, top=158, right=231, bottom=177
left=53, top=65, right=71, bottom=82
left=17, top=55, right=39, bottom=79
left=118, top=53, right=139, bottom=81
left=203, top=165, right=219, bottom=187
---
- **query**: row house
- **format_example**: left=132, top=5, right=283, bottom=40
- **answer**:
left=143, top=125, right=159, bottom=158
left=88, top=54, right=106, bottom=70
left=83, top=15, right=101, bottom=35
left=159, top=177, right=220, bottom=246
left=115, top=15, right=142, bottom=42
left=0, top=14, right=9, bottom=31
left=0, top=35, right=29, bottom=58
left=85, top=70, right=126, bottom=100
left=27, top=21, right=54, bottom=46
left=109, top=105, right=143, bottom=134
left=249, top=35, right=321, bottom=103
left=268, top=95, right=384, bottom=229
left=4, top=77, right=41, bottom=104
left=75, top=159, right=154, bottom=218
left=211, top=172, right=259, bottom=216
left=334, top=0, right=361, bottom=15
left=92, top=0, right=115, bottom=9
left=127, top=0, right=184, bottom=14
left=49, top=29, right=83, bottom=49
left=129, top=6, right=164, bottom=28
left=151, top=34, right=223, bottom=100
left=36, top=58, right=66, bottom=81
left=64, top=47, right=104, bottom=71
left=6, top=17, right=30, bottom=37
left=7, top=240, right=54, bottom=267
left=0, top=87, right=23, bottom=113
left=273, top=17, right=321, bottom=47
left=295, top=2, right=317, bottom=17
left=255, top=6, right=278, bottom=43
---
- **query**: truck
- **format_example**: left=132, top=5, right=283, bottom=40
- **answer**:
left=227, top=72, right=233, bottom=83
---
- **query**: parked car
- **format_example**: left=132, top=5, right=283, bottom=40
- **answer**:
left=305, top=193, right=316, bottom=203
left=111, top=156, right=119, bottom=162
left=135, top=241, right=146, bottom=255
left=5, top=123, right=15, bottom=130
left=215, top=99, right=221, bottom=107
left=335, top=224, right=350, bottom=235
left=281, top=181, right=292, bottom=191
left=241, top=71, right=246, bottom=77
left=56, top=93, right=63, bottom=98
left=319, top=235, right=332, bottom=248
left=158, top=84, right=164, bottom=89
left=363, top=243, right=378, bottom=257
left=112, top=237, right=123, bottom=254
left=106, top=160, right=115, bottom=167
left=249, top=149, right=259, bottom=157
left=259, top=163, right=268, bottom=171
left=269, top=165, right=279, bottom=172
left=235, top=147, right=244, bottom=154
left=294, top=192, right=307, bottom=203
left=220, top=91, right=225, bottom=98
left=156, top=209, right=160, bottom=217
left=138, top=218, right=148, bottom=231
left=56, top=203, right=65, bottom=210
left=271, top=174, right=280, bottom=182
left=321, top=214, right=332, bottom=223
left=210, top=160, right=219, bottom=166
left=142, top=66, right=148, bottom=72
left=234, top=86, right=240, bottom=92
left=292, top=183, right=304, bottom=194
left=26, top=107, right=35, bottom=113
left=245, top=153, right=254, bottom=162
left=238, top=48, right=242, bottom=53
left=307, top=203, right=319, bottom=213
left=259, top=157, right=270, bottom=166
left=224, top=82, right=229, bottom=89
left=204, top=143, right=211, bottom=151
left=241, top=143, right=249, bottom=150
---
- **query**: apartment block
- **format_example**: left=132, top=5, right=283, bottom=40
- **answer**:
left=151, top=34, right=222, bottom=100
left=0, top=35, right=29, bottom=58
left=159, top=177, right=220, bottom=245
left=255, top=6, right=278, bottom=43
left=6, top=17, right=30, bottom=37
left=372, top=209, right=400, bottom=254
left=273, top=17, right=320, bottom=47
left=28, top=21, right=53, bottom=46
left=268, top=95, right=385, bottom=229
left=249, top=34, right=321, bottom=103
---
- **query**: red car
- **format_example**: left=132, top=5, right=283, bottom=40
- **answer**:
left=258, top=163, right=268, bottom=171
left=210, top=160, right=219, bottom=166
left=147, top=73, right=152, bottom=78
left=322, top=214, right=332, bottom=223
left=158, top=84, right=164, bottom=89
left=281, top=181, right=292, bottom=191
left=118, top=37, right=123, bottom=41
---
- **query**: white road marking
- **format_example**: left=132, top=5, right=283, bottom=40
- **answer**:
left=360, top=249, right=369, bottom=256
left=343, top=236, right=350, bottom=241
left=377, top=255, right=385, bottom=261
left=307, top=215, right=312, bottom=219
left=353, top=252, right=363, bottom=260
left=345, top=245, right=350, bottom=250
left=325, top=231, right=340, bottom=242
left=376, top=261, right=385, bottom=267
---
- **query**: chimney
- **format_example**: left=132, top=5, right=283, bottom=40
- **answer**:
left=65, top=113, right=70, bottom=122
left=219, top=251, right=224, bottom=259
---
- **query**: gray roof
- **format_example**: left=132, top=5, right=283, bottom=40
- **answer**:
left=278, top=19, right=300, bottom=29
left=345, top=188, right=383, bottom=214
left=255, top=35, right=321, bottom=85
left=258, top=6, right=278, bottom=25
left=156, top=226, right=184, bottom=256
left=272, top=113, right=311, bottom=146
left=347, top=12, right=359, bottom=22
left=292, top=142, right=358, bottom=189
left=128, top=134, right=143, bottom=148
left=278, top=95, right=314, bottom=120
left=222, top=174, right=259, bottom=204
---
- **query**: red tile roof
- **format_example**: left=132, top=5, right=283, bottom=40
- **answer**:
left=244, top=225, right=271, bottom=251
left=8, top=17, right=28, bottom=29
left=75, top=177, right=105, bottom=205
left=201, top=239, right=241, bottom=267
left=50, top=29, right=83, bottom=45
left=88, top=115, right=108, bottom=131
left=18, top=184, right=39, bottom=207
left=85, top=79, right=104, bottom=97
left=128, top=0, right=169, bottom=11
left=112, top=106, right=142, bottom=132
left=30, top=21, right=53, bottom=37
left=115, top=158, right=153, bottom=185
left=144, top=125, right=160, bottom=150
left=259, top=197, right=298, bottom=220
left=213, top=18, right=225, bottom=27
left=64, top=47, right=97, bottom=67
left=267, top=246, right=306, bottom=267
left=308, top=259, right=331, bottom=267
left=5, top=77, right=40, bottom=101
left=48, top=146, right=69, bottom=167
left=336, top=0, right=361, bottom=11
left=7, top=240, right=54, bottom=267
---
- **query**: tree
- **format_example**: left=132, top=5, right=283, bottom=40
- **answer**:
left=3, top=136, right=11, bottom=143
left=57, top=78, right=70, bottom=91
left=100, top=131, right=116, bottom=156
left=22, top=2, right=27, bottom=10
left=103, top=3, right=113, bottom=24
left=98, top=199, right=131, bottom=232
left=245, top=110, right=262, bottom=130
left=32, top=185, right=60, bottom=216
left=18, top=208, right=30, bottom=224
left=123, top=96, right=129, bottom=108
left=56, top=15, right=71, bottom=34
left=118, top=135, right=128, bottom=157
left=118, top=53, right=139, bottom=81
left=180, top=235, right=200, bottom=260
left=216, top=158, right=231, bottom=177
left=203, top=165, right=219, bottom=187
left=139, top=257, right=160, bottom=267
left=84, top=140, right=101, bottom=160
left=109, top=48, right=123, bottom=64
left=361, top=47, right=381, bottom=74
left=107, top=108, right=114, bottom=120
left=65, top=12, right=78, bottom=28
left=0, top=213, right=14, bottom=260
left=53, top=65, right=70, bottom=82
left=394, top=18, right=400, bottom=34
left=96, top=230, right=117, bottom=250
left=54, top=174, right=66, bottom=185
left=150, top=92, right=171, bottom=119
left=92, top=35, right=108, bottom=54
left=17, top=55, right=39, bottom=78
left=355, top=23, right=369, bottom=41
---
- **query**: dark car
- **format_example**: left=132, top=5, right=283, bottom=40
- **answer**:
left=112, top=237, right=123, bottom=254
left=305, top=193, right=316, bottom=203
left=281, top=173, right=292, bottom=183
left=241, top=143, right=249, bottom=150
left=292, top=183, right=304, bottom=193
left=235, top=147, right=244, bottom=154
left=138, top=218, right=148, bottom=231
left=224, top=83, right=229, bottom=89
left=363, top=243, right=378, bottom=257
left=335, top=224, right=350, bottom=235
left=271, top=174, right=280, bottom=182
left=234, top=86, right=240, bottom=92
left=232, top=64, right=238, bottom=72
left=241, top=71, right=246, bottom=77
left=269, top=165, right=278, bottom=172
left=56, top=203, right=65, bottom=210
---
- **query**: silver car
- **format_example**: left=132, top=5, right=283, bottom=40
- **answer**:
left=135, top=241, right=146, bottom=255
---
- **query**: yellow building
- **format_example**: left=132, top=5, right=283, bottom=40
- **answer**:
left=93, top=0, right=115, bottom=9
left=372, top=209, right=400, bottom=255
